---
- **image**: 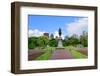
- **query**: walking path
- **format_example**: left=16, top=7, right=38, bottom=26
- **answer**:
left=28, top=49, right=45, bottom=60
left=50, top=50, right=74, bottom=60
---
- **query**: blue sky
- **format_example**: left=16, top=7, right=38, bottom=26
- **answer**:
left=28, top=15, right=88, bottom=38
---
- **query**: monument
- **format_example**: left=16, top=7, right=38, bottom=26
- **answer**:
left=57, top=28, right=63, bottom=47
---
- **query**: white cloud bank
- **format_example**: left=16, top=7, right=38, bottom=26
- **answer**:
left=29, top=29, right=65, bottom=39
left=29, top=29, right=45, bottom=37
left=29, top=18, right=88, bottom=38
left=54, top=31, right=64, bottom=39
left=66, top=18, right=88, bottom=36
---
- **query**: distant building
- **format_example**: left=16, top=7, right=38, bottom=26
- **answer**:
left=44, top=33, right=49, bottom=38
left=50, top=33, right=54, bottom=39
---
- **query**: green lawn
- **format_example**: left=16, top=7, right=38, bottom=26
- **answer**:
left=65, top=46, right=87, bottom=58
left=70, top=50, right=87, bottom=58
left=35, top=46, right=87, bottom=60
left=35, top=47, right=55, bottom=60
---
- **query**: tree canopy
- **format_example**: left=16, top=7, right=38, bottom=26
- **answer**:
left=28, top=31, right=88, bottom=49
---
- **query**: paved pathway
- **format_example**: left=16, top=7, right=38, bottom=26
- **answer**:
left=50, top=50, right=74, bottom=60
left=76, top=48, right=88, bottom=55
left=28, top=49, right=45, bottom=60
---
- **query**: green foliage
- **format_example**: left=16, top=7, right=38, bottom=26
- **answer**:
left=28, top=36, right=57, bottom=49
left=38, top=36, right=49, bottom=48
left=28, top=31, right=88, bottom=49
left=28, top=42, right=34, bottom=49
left=80, top=31, right=88, bottom=47
left=68, top=36, right=79, bottom=46
left=63, top=34, right=80, bottom=46
left=28, top=37, right=39, bottom=49
left=49, top=39, right=58, bottom=47
left=63, top=32, right=88, bottom=47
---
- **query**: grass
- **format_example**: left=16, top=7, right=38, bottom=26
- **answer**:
left=35, top=46, right=87, bottom=60
left=35, top=47, right=55, bottom=60
left=65, top=46, right=87, bottom=59
left=70, top=50, right=87, bottom=58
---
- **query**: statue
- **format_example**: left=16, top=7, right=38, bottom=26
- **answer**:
left=58, top=28, right=62, bottom=37
left=57, top=28, right=63, bottom=47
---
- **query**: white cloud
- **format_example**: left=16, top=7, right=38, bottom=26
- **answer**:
left=66, top=18, right=88, bottom=36
left=54, top=31, right=65, bottom=39
left=29, top=29, right=45, bottom=37
left=54, top=31, right=59, bottom=38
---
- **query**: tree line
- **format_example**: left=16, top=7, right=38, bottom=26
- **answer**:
left=28, top=31, right=88, bottom=49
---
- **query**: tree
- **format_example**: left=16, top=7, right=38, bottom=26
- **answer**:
left=28, top=41, right=34, bottom=49
left=38, top=36, right=49, bottom=48
left=63, top=34, right=80, bottom=46
left=28, top=37, right=39, bottom=49
left=64, top=36, right=69, bottom=41
left=80, top=31, right=88, bottom=47
left=49, top=39, right=58, bottom=47
left=63, top=36, right=69, bottom=46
